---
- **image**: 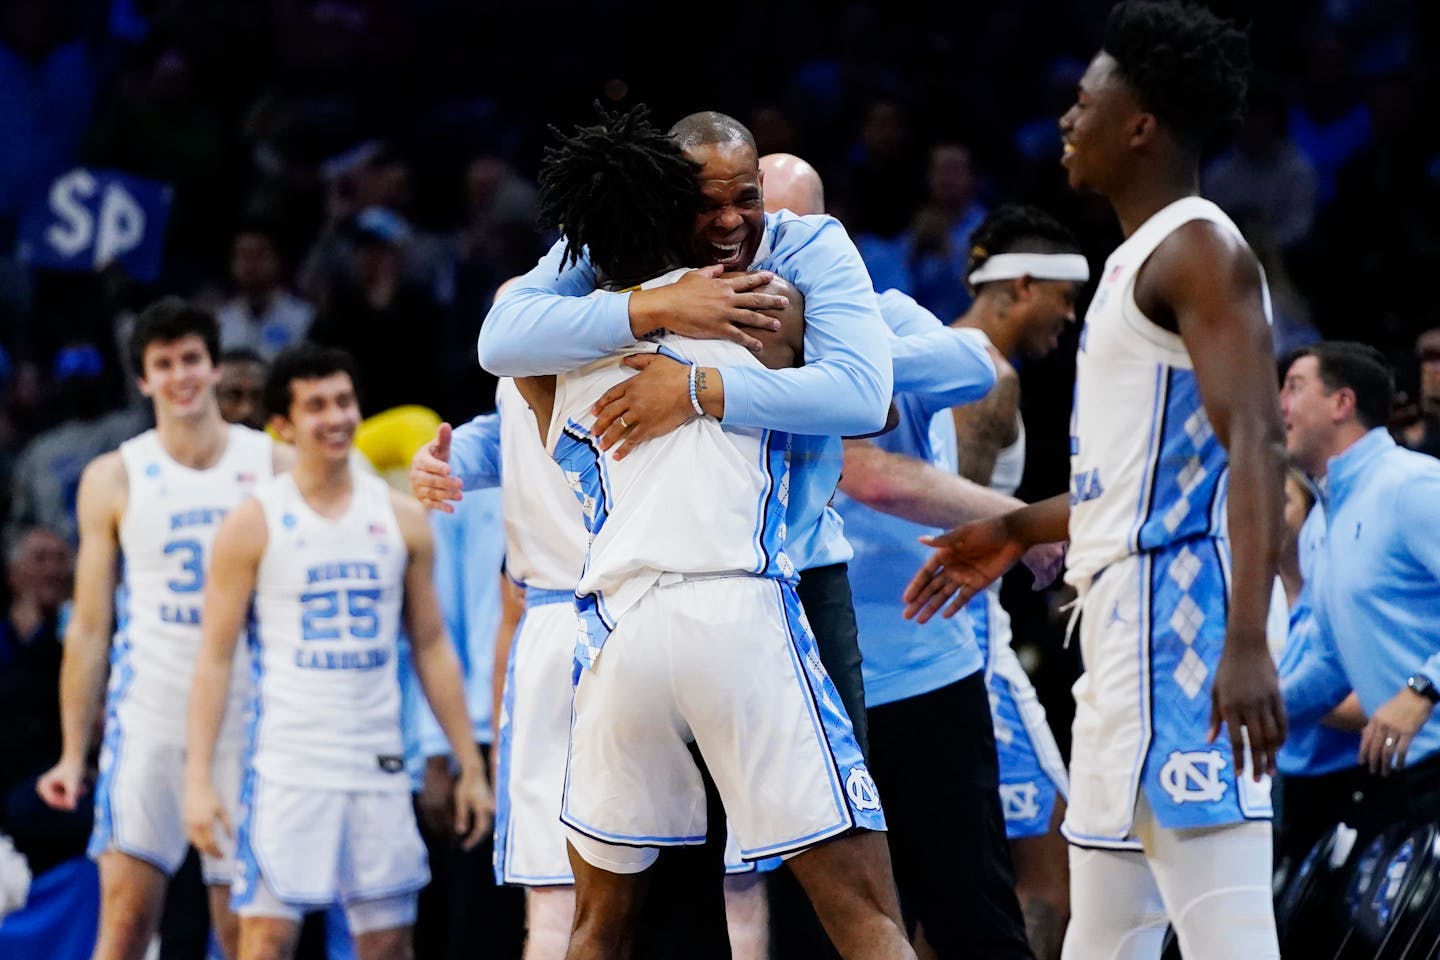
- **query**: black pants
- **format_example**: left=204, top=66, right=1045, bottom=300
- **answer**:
left=867, top=673, right=1034, bottom=960
left=1274, top=765, right=1368, bottom=869
left=414, top=795, right=526, bottom=960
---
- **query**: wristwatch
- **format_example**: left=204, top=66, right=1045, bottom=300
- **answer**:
left=1407, top=674, right=1440, bottom=703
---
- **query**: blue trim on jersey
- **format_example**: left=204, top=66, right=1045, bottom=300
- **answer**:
left=232, top=619, right=266, bottom=910
left=523, top=587, right=575, bottom=608
left=553, top=421, right=611, bottom=537
left=560, top=813, right=707, bottom=848
left=1140, top=539, right=1271, bottom=829
left=748, top=580, right=885, bottom=861
left=492, top=606, right=521, bottom=886
left=748, top=430, right=794, bottom=580
left=1132, top=368, right=1228, bottom=554
left=1129, top=365, right=1168, bottom=554
left=552, top=422, right=616, bottom=677
left=1060, top=830, right=1145, bottom=852
left=725, top=855, right=783, bottom=876
left=492, top=603, right=575, bottom=887
left=1129, top=554, right=1155, bottom=828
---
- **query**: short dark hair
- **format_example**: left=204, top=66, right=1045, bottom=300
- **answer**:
left=667, top=111, right=756, bottom=154
left=219, top=347, right=266, bottom=368
left=966, top=205, right=1083, bottom=293
left=1293, top=341, right=1394, bottom=430
left=263, top=343, right=361, bottom=421
left=1102, top=0, right=1250, bottom=147
left=538, top=103, right=702, bottom=285
left=128, top=297, right=220, bottom=377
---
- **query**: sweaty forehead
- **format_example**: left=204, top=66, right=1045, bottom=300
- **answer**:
left=690, top=142, right=760, bottom=188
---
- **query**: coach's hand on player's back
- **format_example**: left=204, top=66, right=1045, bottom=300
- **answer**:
left=592, top=354, right=699, bottom=459
left=183, top=777, right=232, bottom=858
left=1208, top=637, right=1287, bottom=780
left=410, top=422, right=463, bottom=513
left=453, top=762, right=495, bottom=850
left=628, top=266, right=785, bottom=354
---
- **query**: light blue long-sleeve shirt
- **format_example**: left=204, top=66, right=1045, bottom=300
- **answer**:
left=475, top=211, right=892, bottom=571
left=402, top=486, right=506, bottom=782
left=1276, top=578, right=1361, bottom=776
left=447, top=411, right=502, bottom=491
left=834, top=292, right=997, bottom=705
left=1282, top=428, right=1440, bottom=764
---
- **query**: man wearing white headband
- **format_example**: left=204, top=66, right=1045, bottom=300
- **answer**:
left=948, top=206, right=1089, bottom=960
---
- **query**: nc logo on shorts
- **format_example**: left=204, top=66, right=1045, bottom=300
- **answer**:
left=845, top=766, right=882, bottom=812
left=1159, top=750, right=1228, bottom=804
left=999, top=782, right=1041, bottom=823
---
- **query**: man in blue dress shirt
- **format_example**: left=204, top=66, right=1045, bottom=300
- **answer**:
left=1281, top=341, right=1440, bottom=832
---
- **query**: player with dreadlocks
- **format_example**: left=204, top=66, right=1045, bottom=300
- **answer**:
left=904, top=2, right=1285, bottom=956
left=521, top=103, right=913, bottom=960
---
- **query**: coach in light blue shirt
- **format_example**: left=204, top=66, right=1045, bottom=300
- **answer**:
left=1280, top=343, right=1440, bottom=803
left=477, top=111, right=890, bottom=753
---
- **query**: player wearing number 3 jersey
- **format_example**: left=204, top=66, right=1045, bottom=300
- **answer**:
left=36, top=298, right=288, bottom=960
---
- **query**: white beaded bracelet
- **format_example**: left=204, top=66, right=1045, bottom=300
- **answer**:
left=688, top=364, right=706, bottom=418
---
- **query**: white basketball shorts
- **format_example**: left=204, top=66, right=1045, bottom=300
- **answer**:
left=561, top=575, right=885, bottom=868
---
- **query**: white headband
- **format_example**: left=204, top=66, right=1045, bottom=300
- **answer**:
left=967, top=252, right=1090, bottom=286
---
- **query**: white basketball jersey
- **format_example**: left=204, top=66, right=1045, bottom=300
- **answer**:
left=496, top=378, right=587, bottom=590
left=112, top=425, right=274, bottom=745
left=547, top=269, right=794, bottom=657
left=1065, top=197, right=1269, bottom=589
left=248, top=472, right=410, bottom=791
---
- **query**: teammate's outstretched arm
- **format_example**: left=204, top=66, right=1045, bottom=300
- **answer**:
left=1158, top=222, right=1288, bottom=779
left=394, top=492, right=494, bottom=849
left=37, top=454, right=126, bottom=811
left=903, top=493, right=1072, bottom=623
left=184, top=500, right=265, bottom=857
left=409, top=413, right=503, bottom=513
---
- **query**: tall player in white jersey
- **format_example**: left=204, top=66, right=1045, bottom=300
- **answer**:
left=183, top=345, right=492, bottom=960
left=511, top=104, right=910, bottom=960
left=905, top=3, right=1287, bottom=957
left=947, top=205, right=1085, bottom=960
left=35, top=298, right=288, bottom=960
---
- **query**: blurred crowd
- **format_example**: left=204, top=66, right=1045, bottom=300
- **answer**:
left=0, top=0, right=1435, bottom=954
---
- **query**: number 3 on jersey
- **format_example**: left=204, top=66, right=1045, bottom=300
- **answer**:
left=164, top=539, right=205, bottom=592
left=300, top=588, right=382, bottom=641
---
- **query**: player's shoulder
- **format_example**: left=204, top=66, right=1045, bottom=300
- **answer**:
left=1150, top=215, right=1258, bottom=284
left=77, top=449, right=129, bottom=519
left=387, top=486, right=428, bottom=535
left=764, top=210, right=848, bottom=256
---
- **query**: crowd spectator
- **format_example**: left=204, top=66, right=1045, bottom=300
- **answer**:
left=215, top=222, right=315, bottom=360
left=0, top=526, right=84, bottom=876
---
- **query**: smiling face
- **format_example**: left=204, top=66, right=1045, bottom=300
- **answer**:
left=1058, top=52, right=1146, bottom=197
left=1015, top=279, right=1081, bottom=358
left=275, top=372, right=360, bottom=465
left=1280, top=354, right=1345, bottom=476
left=138, top=334, right=220, bottom=420
left=685, top=141, right=766, bottom=270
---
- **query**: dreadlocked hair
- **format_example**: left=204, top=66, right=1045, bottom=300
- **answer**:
left=538, top=102, right=702, bottom=285
left=1103, top=1, right=1250, bottom=147
left=965, top=205, right=1082, bottom=293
